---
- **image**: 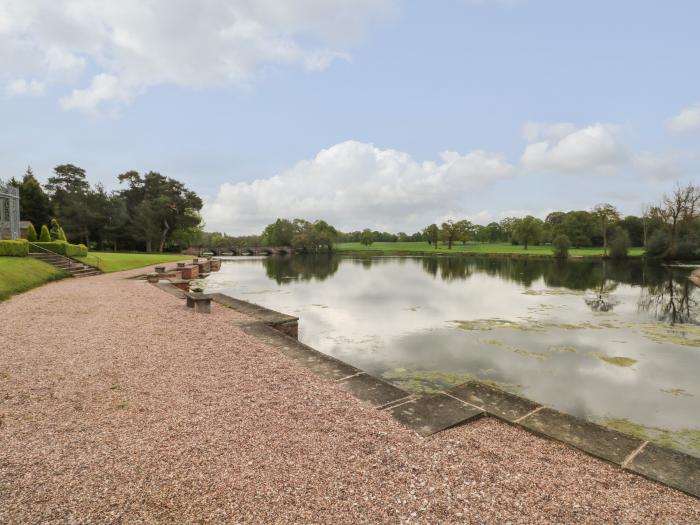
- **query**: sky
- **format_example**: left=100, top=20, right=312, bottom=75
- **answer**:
left=1, top=0, right=699, bottom=234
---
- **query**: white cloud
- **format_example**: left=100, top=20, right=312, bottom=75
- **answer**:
left=5, top=78, right=45, bottom=96
left=633, top=151, right=691, bottom=180
left=520, top=122, right=627, bottom=174
left=202, top=140, right=515, bottom=234
left=667, top=102, right=700, bottom=133
left=0, top=0, right=396, bottom=113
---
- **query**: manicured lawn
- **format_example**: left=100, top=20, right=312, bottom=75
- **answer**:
left=0, top=257, right=68, bottom=301
left=76, top=252, right=189, bottom=273
left=335, top=242, right=645, bottom=258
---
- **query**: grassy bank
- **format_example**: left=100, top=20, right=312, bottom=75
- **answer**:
left=335, top=242, right=645, bottom=258
left=77, top=252, right=189, bottom=273
left=0, top=257, right=69, bottom=301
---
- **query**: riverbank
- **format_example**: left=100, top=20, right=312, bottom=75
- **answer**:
left=1, top=267, right=697, bottom=523
left=336, top=241, right=646, bottom=258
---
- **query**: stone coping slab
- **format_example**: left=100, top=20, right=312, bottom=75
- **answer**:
left=518, top=407, right=643, bottom=465
left=241, top=322, right=361, bottom=381
left=153, top=281, right=187, bottom=299
left=335, top=373, right=408, bottom=408
left=388, top=393, right=484, bottom=437
left=447, top=381, right=540, bottom=422
left=211, top=293, right=298, bottom=325
left=626, top=443, right=700, bottom=499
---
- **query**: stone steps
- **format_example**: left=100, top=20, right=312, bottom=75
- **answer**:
left=29, top=252, right=102, bottom=278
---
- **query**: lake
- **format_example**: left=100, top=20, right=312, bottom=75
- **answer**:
left=197, top=255, right=700, bottom=456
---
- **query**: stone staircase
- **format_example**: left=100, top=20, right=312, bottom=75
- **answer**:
left=29, top=251, right=102, bottom=278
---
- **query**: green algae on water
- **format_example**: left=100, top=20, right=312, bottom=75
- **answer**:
left=381, top=368, right=476, bottom=394
left=640, top=322, right=700, bottom=348
left=660, top=388, right=693, bottom=397
left=452, top=319, right=544, bottom=332
left=479, top=338, right=548, bottom=360
left=548, top=345, right=578, bottom=353
left=590, top=352, right=637, bottom=367
left=381, top=368, right=526, bottom=395
left=601, top=417, right=700, bottom=456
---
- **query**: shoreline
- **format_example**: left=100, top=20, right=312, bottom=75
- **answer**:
left=1, top=265, right=698, bottom=522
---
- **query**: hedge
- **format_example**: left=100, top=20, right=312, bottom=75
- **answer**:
left=0, top=239, right=29, bottom=257
left=33, top=241, right=88, bottom=257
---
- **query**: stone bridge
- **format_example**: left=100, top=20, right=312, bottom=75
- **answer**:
left=187, top=246, right=294, bottom=256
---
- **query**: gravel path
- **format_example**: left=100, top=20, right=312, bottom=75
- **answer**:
left=1, top=267, right=698, bottom=524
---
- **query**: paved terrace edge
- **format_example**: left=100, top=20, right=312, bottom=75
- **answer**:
left=149, top=280, right=699, bottom=499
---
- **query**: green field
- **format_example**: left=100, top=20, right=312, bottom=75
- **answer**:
left=77, top=252, right=189, bottom=273
left=0, top=257, right=69, bottom=301
left=335, top=242, right=645, bottom=258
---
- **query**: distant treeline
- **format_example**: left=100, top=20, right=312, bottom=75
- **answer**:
left=11, top=165, right=202, bottom=252
left=198, top=183, right=700, bottom=260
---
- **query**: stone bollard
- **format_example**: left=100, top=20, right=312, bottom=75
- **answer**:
left=192, top=257, right=199, bottom=264
left=155, top=265, right=166, bottom=273
left=177, top=262, right=187, bottom=268
left=180, top=265, right=199, bottom=279
left=146, top=273, right=159, bottom=283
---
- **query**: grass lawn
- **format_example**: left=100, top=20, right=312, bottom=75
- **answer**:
left=77, top=252, right=189, bottom=273
left=0, top=257, right=69, bottom=301
left=335, top=241, right=645, bottom=258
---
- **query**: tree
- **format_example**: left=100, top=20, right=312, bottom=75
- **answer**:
left=657, top=183, right=700, bottom=258
left=46, top=164, right=91, bottom=243
left=360, top=229, right=374, bottom=246
left=513, top=216, right=543, bottom=249
left=261, top=219, right=296, bottom=246
left=561, top=211, right=597, bottom=247
left=608, top=227, right=630, bottom=260
left=440, top=220, right=464, bottom=249
left=423, top=224, right=439, bottom=247
left=592, top=203, right=620, bottom=257
left=499, top=217, right=518, bottom=244
left=26, top=223, right=37, bottom=242
left=552, top=234, right=571, bottom=258
left=39, top=224, right=51, bottom=242
left=117, top=171, right=203, bottom=252
left=16, top=167, right=51, bottom=227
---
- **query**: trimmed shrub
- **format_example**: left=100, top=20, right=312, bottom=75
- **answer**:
left=646, top=230, right=669, bottom=258
left=33, top=241, right=88, bottom=257
left=57, top=227, right=68, bottom=242
left=39, top=224, right=51, bottom=242
left=0, top=239, right=29, bottom=256
left=552, top=234, right=571, bottom=258
left=26, top=223, right=37, bottom=242
left=608, top=228, right=630, bottom=259
left=65, top=243, right=88, bottom=257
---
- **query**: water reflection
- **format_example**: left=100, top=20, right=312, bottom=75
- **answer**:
left=202, top=255, right=700, bottom=456
left=639, top=276, right=698, bottom=325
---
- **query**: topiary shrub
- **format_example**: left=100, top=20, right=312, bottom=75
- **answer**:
left=646, top=230, right=669, bottom=258
left=26, top=223, right=37, bottom=242
left=39, top=224, right=51, bottom=242
left=552, top=234, right=571, bottom=258
left=608, top=228, right=630, bottom=259
left=0, top=239, right=29, bottom=256
left=57, top=227, right=68, bottom=242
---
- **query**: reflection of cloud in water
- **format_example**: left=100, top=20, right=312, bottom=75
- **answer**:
left=204, top=256, right=700, bottom=446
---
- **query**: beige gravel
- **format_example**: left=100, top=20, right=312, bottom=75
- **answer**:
left=1, top=267, right=698, bottom=524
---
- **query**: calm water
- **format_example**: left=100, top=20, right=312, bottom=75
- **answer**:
left=197, top=255, right=700, bottom=455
